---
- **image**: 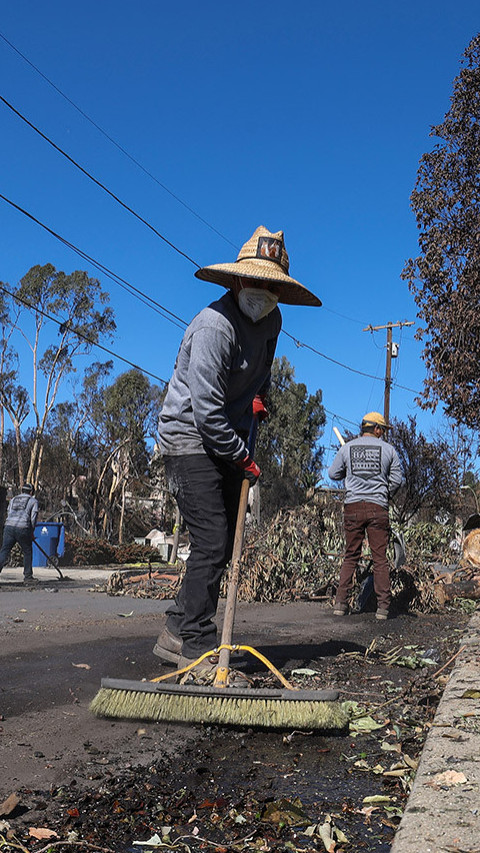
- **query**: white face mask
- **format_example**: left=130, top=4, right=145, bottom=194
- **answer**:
left=238, top=287, right=279, bottom=323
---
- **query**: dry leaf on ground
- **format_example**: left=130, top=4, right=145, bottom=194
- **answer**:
left=0, top=793, right=20, bottom=816
left=29, top=827, right=59, bottom=839
left=426, top=770, right=468, bottom=787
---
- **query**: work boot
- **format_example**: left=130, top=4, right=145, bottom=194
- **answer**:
left=153, top=627, right=182, bottom=664
left=333, top=602, right=347, bottom=617
left=24, top=576, right=40, bottom=586
left=376, top=608, right=389, bottom=621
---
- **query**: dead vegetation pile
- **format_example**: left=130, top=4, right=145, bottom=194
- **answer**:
left=102, top=498, right=480, bottom=614
left=229, top=505, right=455, bottom=613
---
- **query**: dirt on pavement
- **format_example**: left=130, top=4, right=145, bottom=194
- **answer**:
left=0, top=576, right=471, bottom=852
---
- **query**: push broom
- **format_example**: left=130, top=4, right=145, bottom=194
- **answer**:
left=90, top=425, right=348, bottom=730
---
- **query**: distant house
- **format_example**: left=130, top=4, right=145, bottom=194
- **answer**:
left=145, top=528, right=171, bottom=560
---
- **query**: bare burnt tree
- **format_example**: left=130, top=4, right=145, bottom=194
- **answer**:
left=390, top=416, right=458, bottom=524
left=402, top=33, right=480, bottom=428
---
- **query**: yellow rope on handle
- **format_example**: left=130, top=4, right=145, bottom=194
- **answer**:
left=151, top=649, right=218, bottom=682
left=150, top=643, right=296, bottom=690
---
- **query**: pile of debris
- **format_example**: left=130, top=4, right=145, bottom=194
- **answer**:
left=231, top=502, right=341, bottom=602
left=432, top=526, right=480, bottom=606
left=105, top=566, right=182, bottom=599
left=101, top=501, right=480, bottom=613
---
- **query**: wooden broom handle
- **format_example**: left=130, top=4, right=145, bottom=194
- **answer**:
left=217, top=418, right=258, bottom=670
left=218, top=476, right=251, bottom=653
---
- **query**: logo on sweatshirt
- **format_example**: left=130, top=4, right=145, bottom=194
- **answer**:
left=350, top=444, right=382, bottom=478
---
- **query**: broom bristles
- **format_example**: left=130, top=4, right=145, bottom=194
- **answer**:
left=90, top=685, right=348, bottom=730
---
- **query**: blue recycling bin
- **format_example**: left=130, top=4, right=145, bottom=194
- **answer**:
left=33, top=522, right=65, bottom=567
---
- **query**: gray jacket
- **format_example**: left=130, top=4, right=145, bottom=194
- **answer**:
left=158, top=291, right=281, bottom=460
left=328, top=434, right=403, bottom=508
left=5, top=493, right=39, bottom=530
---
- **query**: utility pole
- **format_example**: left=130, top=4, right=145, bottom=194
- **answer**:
left=363, top=321, right=414, bottom=424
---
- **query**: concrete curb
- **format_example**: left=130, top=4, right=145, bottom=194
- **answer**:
left=391, top=611, right=480, bottom=852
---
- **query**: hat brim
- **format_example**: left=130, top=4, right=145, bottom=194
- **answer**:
left=362, top=420, right=391, bottom=430
left=195, top=258, right=322, bottom=307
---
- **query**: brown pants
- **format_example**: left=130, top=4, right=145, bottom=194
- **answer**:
left=336, top=501, right=391, bottom=611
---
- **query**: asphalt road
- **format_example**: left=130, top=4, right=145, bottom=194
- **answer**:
left=0, top=575, right=174, bottom=792
left=2, top=569, right=479, bottom=853
left=0, top=569, right=454, bottom=797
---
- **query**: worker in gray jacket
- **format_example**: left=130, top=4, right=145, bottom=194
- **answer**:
left=154, top=226, right=322, bottom=673
left=0, top=483, right=39, bottom=583
left=328, top=412, right=403, bottom=620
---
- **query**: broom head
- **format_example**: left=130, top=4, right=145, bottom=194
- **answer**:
left=90, top=679, right=348, bottom=730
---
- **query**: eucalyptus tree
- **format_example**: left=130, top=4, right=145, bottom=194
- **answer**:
left=0, top=290, right=29, bottom=484
left=8, top=263, right=115, bottom=488
left=38, top=361, right=114, bottom=527
left=91, top=369, right=164, bottom=541
left=255, top=356, right=326, bottom=517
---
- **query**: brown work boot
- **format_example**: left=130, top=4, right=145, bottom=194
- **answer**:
left=333, top=602, right=347, bottom=616
left=153, top=627, right=182, bottom=664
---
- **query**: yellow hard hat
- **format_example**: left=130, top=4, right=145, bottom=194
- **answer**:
left=362, top=411, right=388, bottom=429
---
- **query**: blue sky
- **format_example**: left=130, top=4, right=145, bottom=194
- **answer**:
left=1, top=1, right=479, bottom=477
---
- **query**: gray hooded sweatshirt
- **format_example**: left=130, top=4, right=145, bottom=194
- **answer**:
left=328, top=434, right=403, bottom=508
left=158, top=291, right=281, bottom=461
left=5, top=493, right=39, bottom=530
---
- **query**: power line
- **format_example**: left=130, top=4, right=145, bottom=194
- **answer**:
left=0, top=271, right=357, bottom=472
left=322, top=407, right=359, bottom=429
left=0, top=281, right=169, bottom=386
left=282, top=329, right=421, bottom=394
left=0, top=276, right=357, bottom=429
left=0, top=273, right=356, bottom=430
left=0, top=193, right=188, bottom=332
left=0, top=30, right=239, bottom=252
left=0, top=31, right=389, bottom=334
left=0, top=86, right=381, bottom=333
left=0, top=44, right=420, bottom=344
left=3, top=90, right=408, bottom=352
left=320, top=305, right=369, bottom=326
left=0, top=191, right=421, bottom=399
left=0, top=94, right=200, bottom=268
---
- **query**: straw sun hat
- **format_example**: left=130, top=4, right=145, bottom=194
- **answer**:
left=194, top=226, right=322, bottom=307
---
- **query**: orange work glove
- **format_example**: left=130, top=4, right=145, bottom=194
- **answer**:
left=235, top=454, right=261, bottom=484
left=252, top=394, right=268, bottom=422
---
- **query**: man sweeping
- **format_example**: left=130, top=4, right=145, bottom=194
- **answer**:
left=154, top=226, right=322, bottom=674
left=0, top=483, right=39, bottom=583
left=328, top=412, right=403, bottom=620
